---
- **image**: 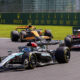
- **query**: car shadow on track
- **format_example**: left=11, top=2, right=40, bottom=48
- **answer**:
left=0, top=63, right=59, bottom=73
left=71, top=48, right=80, bottom=51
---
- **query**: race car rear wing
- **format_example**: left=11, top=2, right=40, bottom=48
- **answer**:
left=16, top=26, right=28, bottom=30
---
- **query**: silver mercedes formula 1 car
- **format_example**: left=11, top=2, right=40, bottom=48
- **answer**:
left=0, top=41, right=70, bottom=71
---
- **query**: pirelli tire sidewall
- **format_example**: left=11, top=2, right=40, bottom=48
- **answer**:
left=22, top=52, right=29, bottom=69
left=11, top=30, right=20, bottom=42
left=20, top=31, right=27, bottom=42
left=55, top=47, right=70, bottom=63
left=28, top=53, right=37, bottom=69
left=22, top=52, right=37, bottom=69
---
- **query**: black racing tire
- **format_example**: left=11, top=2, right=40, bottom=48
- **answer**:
left=22, top=52, right=29, bottom=69
left=65, top=37, right=72, bottom=47
left=0, top=57, right=1, bottom=62
left=11, top=31, right=19, bottom=42
left=28, top=54, right=37, bottom=69
left=23, top=58, right=29, bottom=69
left=22, top=53, right=37, bottom=69
left=55, top=47, right=70, bottom=63
left=44, top=30, right=53, bottom=41
left=20, top=31, right=27, bottom=42
left=67, top=35, right=72, bottom=38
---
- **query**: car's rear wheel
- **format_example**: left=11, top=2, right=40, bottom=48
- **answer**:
left=11, top=31, right=19, bottom=42
left=44, top=30, right=53, bottom=41
left=55, top=47, right=70, bottom=63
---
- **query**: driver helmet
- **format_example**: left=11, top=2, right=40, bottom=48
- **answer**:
left=28, top=25, right=32, bottom=28
left=27, top=42, right=38, bottom=47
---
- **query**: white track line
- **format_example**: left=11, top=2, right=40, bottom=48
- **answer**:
left=0, top=38, right=10, bottom=39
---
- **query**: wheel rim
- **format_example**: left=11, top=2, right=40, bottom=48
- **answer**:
left=30, top=56, right=36, bottom=68
left=66, top=50, right=70, bottom=61
left=24, top=59, right=28, bottom=69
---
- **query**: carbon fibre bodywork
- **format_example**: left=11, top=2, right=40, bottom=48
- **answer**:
left=11, top=26, right=53, bottom=42
left=0, top=41, right=70, bottom=71
left=65, top=27, right=80, bottom=49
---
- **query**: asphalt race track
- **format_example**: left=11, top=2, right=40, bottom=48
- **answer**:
left=0, top=38, right=80, bottom=80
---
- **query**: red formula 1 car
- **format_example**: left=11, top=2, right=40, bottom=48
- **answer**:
left=64, top=27, right=80, bottom=49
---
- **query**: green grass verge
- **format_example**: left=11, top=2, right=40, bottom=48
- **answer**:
left=0, top=24, right=72, bottom=40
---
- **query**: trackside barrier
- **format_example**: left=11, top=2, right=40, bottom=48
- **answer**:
left=0, top=13, right=80, bottom=26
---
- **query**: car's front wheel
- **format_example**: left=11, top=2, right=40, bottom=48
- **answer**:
left=28, top=54, right=37, bottom=69
left=55, top=47, right=70, bottom=63
left=23, top=58, right=29, bottom=69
